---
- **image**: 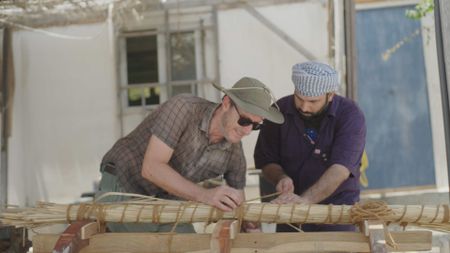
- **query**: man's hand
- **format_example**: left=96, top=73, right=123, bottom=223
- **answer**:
left=271, top=192, right=310, bottom=205
left=241, top=221, right=261, bottom=233
left=276, top=176, right=294, bottom=194
left=201, top=185, right=244, bottom=212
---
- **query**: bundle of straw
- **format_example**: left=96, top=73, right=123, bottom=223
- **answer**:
left=1, top=196, right=450, bottom=232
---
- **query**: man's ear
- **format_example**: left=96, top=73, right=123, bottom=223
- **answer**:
left=328, top=92, right=335, bottom=101
left=222, top=95, right=232, bottom=110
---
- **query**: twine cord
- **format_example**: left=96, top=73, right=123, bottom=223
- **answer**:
left=158, top=204, right=166, bottom=224
left=258, top=203, right=265, bottom=223
left=350, top=201, right=398, bottom=249
left=66, top=204, right=73, bottom=223
left=246, top=192, right=281, bottom=202
left=274, top=203, right=282, bottom=223
left=153, top=205, right=159, bottom=223
left=303, top=204, right=312, bottom=223
left=216, top=208, right=224, bottom=221
left=136, top=205, right=145, bottom=223
left=443, top=205, right=449, bottom=223
left=233, top=205, right=244, bottom=229
left=325, top=204, right=333, bottom=223
left=189, top=203, right=199, bottom=223
left=207, top=204, right=215, bottom=225
left=350, top=201, right=393, bottom=223
left=76, top=203, right=86, bottom=221
left=397, top=205, right=408, bottom=222
left=97, top=204, right=106, bottom=233
left=289, top=203, right=296, bottom=223
left=412, top=205, right=425, bottom=223
left=120, top=204, right=129, bottom=223
left=430, top=205, right=440, bottom=224
left=336, top=205, right=344, bottom=224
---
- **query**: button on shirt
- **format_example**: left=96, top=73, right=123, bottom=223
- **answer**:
left=254, top=95, right=366, bottom=205
left=102, top=94, right=246, bottom=198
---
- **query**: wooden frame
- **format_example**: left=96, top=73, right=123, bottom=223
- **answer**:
left=33, top=219, right=432, bottom=253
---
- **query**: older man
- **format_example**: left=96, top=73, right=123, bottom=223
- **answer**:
left=99, top=77, right=284, bottom=232
left=254, top=61, right=366, bottom=232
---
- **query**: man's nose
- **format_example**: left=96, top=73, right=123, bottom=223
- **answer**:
left=299, top=103, right=312, bottom=113
left=243, top=125, right=253, bottom=135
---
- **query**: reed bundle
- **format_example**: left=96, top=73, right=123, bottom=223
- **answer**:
left=1, top=197, right=450, bottom=232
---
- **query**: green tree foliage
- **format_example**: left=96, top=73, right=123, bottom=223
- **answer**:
left=405, top=0, right=434, bottom=20
left=382, top=0, right=435, bottom=61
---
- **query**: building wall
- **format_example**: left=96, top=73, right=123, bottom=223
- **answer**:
left=218, top=1, right=330, bottom=168
left=9, top=23, right=119, bottom=205
left=6, top=2, right=330, bottom=205
left=9, top=1, right=445, bottom=206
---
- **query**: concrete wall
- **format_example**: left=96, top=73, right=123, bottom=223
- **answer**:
left=218, top=1, right=330, bottom=168
left=9, top=23, right=119, bottom=205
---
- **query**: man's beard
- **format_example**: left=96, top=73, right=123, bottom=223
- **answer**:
left=298, top=100, right=330, bottom=121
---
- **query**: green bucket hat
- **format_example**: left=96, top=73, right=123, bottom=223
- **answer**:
left=212, top=77, right=284, bottom=124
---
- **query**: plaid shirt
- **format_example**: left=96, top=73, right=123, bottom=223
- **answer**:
left=101, top=94, right=246, bottom=198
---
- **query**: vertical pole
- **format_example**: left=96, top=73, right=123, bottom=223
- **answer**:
left=212, top=5, right=221, bottom=101
left=0, top=27, right=9, bottom=207
left=164, top=9, right=172, bottom=98
left=344, top=0, right=357, bottom=100
left=200, top=18, right=206, bottom=96
left=435, top=0, right=450, bottom=199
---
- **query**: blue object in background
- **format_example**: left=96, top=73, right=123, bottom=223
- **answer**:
left=356, top=5, right=435, bottom=189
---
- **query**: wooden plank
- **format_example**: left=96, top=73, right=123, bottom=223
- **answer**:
left=53, top=221, right=91, bottom=253
left=82, top=233, right=211, bottom=253
left=32, top=234, right=59, bottom=253
left=32, top=230, right=432, bottom=253
left=232, top=232, right=370, bottom=253
left=80, top=222, right=98, bottom=240
left=365, top=221, right=388, bottom=253
left=52, top=232, right=371, bottom=253
left=211, top=220, right=234, bottom=253
left=388, top=231, right=432, bottom=252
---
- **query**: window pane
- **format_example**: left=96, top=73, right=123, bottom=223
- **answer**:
left=126, top=35, right=159, bottom=107
left=170, top=32, right=196, bottom=81
left=172, top=85, right=192, bottom=96
left=126, top=35, right=158, bottom=84
left=128, top=87, right=160, bottom=106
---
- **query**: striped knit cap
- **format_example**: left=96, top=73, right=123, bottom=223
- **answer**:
left=291, top=61, right=339, bottom=97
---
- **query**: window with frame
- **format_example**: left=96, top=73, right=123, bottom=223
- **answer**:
left=125, top=35, right=160, bottom=107
left=170, top=31, right=197, bottom=96
left=123, top=31, right=198, bottom=108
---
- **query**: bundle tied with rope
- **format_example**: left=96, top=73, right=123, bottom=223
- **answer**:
left=1, top=193, right=450, bottom=237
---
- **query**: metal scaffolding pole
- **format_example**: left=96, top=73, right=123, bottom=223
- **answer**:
left=0, top=27, right=10, bottom=207
left=435, top=0, right=450, bottom=197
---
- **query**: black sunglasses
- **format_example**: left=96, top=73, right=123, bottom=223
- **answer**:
left=232, top=103, right=263, bottom=131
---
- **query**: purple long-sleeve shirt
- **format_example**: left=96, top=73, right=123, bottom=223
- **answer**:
left=254, top=94, right=366, bottom=205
